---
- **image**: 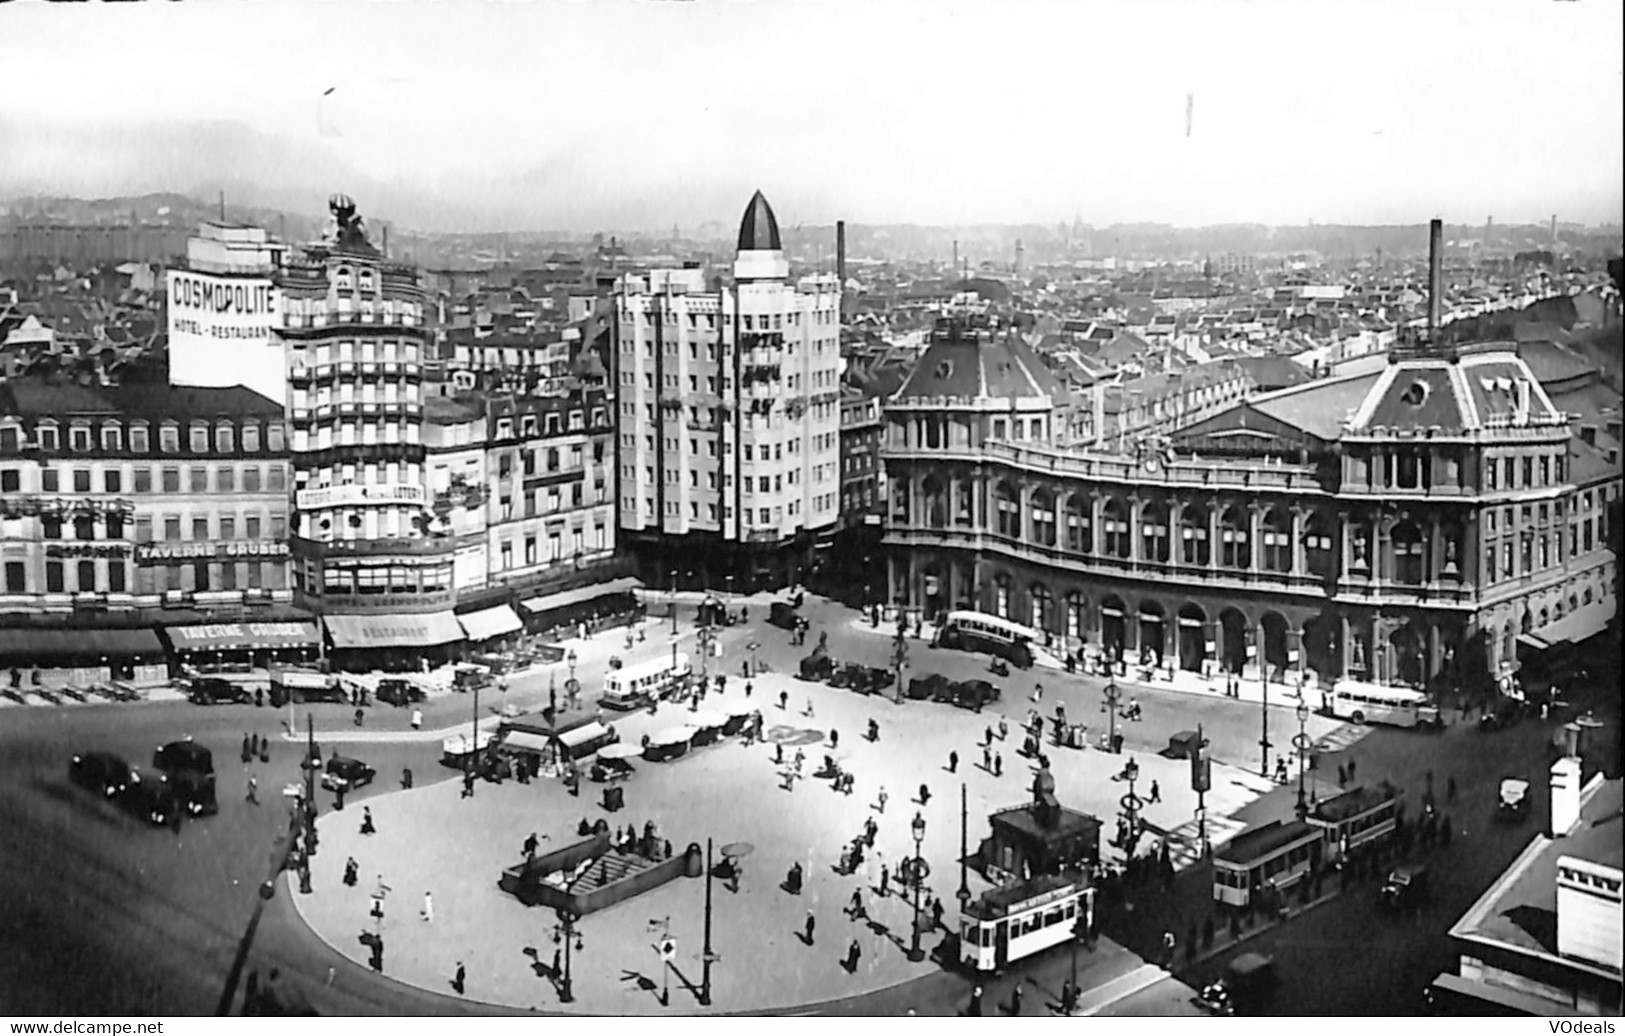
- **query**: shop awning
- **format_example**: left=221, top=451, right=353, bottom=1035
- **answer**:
left=165, top=621, right=321, bottom=653
left=324, top=612, right=465, bottom=650
left=457, top=605, right=524, bottom=642
left=502, top=731, right=553, bottom=755
left=0, top=627, right=164, bottom=661
left=557, top=721, right=614, bottom=749
left=1528, top=600, right=1616, bottom=649
left=520, top=577, right=642, bottom=616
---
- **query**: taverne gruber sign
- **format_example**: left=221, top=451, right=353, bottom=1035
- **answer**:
left=134, top=541, right=290, bottom=565
left=168, top=622, right=312, bottom=646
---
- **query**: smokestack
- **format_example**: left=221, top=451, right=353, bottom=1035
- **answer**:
left=218, top=191, right=226, bottom=222
left=1551, top=214, right=1558, bottom=247
left=836, top=220, right=846, bottom=288
left=382, top=223, right=389, bottom=259
left=1427, top=218, right=1443, bottom=343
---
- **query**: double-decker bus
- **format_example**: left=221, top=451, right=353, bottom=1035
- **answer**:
left=1328, top=681, right=1440, bottom=729
left=935, top=611, right=1035, bottom=669
left=960, top=875, right=1093, bottom=972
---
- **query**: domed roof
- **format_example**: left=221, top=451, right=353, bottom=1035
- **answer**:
left=736, top=190, right=782, bottom=252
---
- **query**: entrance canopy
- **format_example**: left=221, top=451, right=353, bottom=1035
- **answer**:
left=0, top=627, right=163, bottom=661
left=457, top=605, right=524, bottom=643
left=520, top=577, right=642, bottom=617
left=324, top=612, right=465, bottom=650
left=165, top=621, right=320, bottom=653
left=1518, top=599, right=1616, bottom=652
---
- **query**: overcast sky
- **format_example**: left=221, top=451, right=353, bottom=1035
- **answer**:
left=4, top=0, right=1622, bottom=231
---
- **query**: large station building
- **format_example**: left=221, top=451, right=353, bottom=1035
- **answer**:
left=882, top=308, right=1619, bottom=698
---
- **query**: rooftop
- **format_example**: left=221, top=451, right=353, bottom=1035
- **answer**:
left=1215, top=819, right=1318, bottom=865
left=0, top=379, right=281, bottom=420
left=1310, top=782, right=1402, bottom=824
left=1248, top=371, right=1384, bottom=441
left=736, top=190, right=782, bottom=253
left=1452, top=777, right=1623, bottom=974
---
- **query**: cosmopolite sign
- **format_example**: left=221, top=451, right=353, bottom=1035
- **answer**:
left=296, top=484, right=427, bottom=510
left=134, top=540, right=290, bottom=564
left=166, top=270, right=280, bottom=342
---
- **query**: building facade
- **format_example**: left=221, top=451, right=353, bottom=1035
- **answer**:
left=278, top=196, right=455, bottom=641
left=883, top=325, right=1619, bottom=697
left=614, top=191, right=843, bottom=591
left=0, top=381, right=291, bottom=610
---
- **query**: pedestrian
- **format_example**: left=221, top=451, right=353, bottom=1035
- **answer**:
left=919, top=782, right=931, bottom=806
left=968, top=985, right=984, bottom=1017
left=354, top=707, right=365, bottom=728
left=779, top=689, right=789, bottom=710
left=1031, top=682, right=1044, bottom=704
left=846, top=938, right=862, bottom=973
left=850, top=887, right=865, bottom=918
left=1149, top=780, right=1161, bottom=804
left=932, top=897, right=945, bottom=928
left=948, top=750, right=958, bottom=773
left=259, top=739, right=269, bottom=763
left=411, top=709, right=423, bottom=731
left=983, top=745, right=993, bottom=771
left=246, top=775, right=259, bottom=804
left=1162, top=930, right=1176, bottom=968
left=805, top=910, right=816, bottom=944
left=422, top=891, right=434, bottom=922
left=877, top=787, right=888, bottom=813
left=241, top=733, right=252, bottom=764
left=775, top=743, right=785, bottom=765
left=452, top=961, right=465, bottom=995
left=985, top=725, right=995, bottom=746
left=361, top=806, right=376, bottom=835
left=1010, top=982, right=1024, bottom=1015
left=524, top=832, right=539, bottom=860
left=830, top=729, right=839, bottom=750
left=879, top=865, right=890, bottom=898
left=344, top=857, right=359, bottom=886
left=998, top=717, right=1009, bottom=741
left=993, top=753, right=1003, bottom=777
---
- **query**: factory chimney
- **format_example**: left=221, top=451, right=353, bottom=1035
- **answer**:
left=1427, top=218, right=1443, bottom=344
left=836, top=220, right=846, bottom=288
left=952, top=239, right=959, bottom=283
left=382, top=223, right=389, bottom=259
left=1550, top=214, right=1559, bottom=248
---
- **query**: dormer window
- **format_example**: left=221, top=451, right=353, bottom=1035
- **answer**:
left=129, top=423, right=149, bottom=453
left=37, top=423, right=60, bottom=452
left=358, top=269, right=376, bottom=293
left=936, top=361, right=954, bottom=380
left=101, top=423, right=122, bottom=452
left=69, top=425, right=93, bottom=452
left=335, top=266, right=354, bottom=291
left=242, top=423, right=260, bottom=452
left=215, top=422, right=235, bottom=453
left=1400, top=381, right=1429, bottom=406
left=189, top=423, right=210, bottom=454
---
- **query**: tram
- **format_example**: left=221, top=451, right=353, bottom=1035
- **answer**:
left=960, top=874, right=1093, bottom=972
left=1211, top=819, right=1323, bottom=909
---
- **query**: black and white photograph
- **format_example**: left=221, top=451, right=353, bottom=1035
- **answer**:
left=0, top=0, right=1620, bottom=1022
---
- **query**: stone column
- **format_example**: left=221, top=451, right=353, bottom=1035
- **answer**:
left=1249, top=504, right=1264, bottom=574
left=1428, top=624, right=1443, bottom=686
left=1207, top=499, right=1220, bottom=573
left=1129, top=496, right=1144, bottom=564
left=1290, top=507, right=1307, bottom=576
left=1338, top=613, right=1351, bottom=680
left=1169, top=499, right=1184, bottom=570
left=1429, top=517, right=1443, bottom=584
left=1090, top=492, right=1104, bottom=556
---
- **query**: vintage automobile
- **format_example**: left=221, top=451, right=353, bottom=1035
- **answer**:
left=1379, top=863, right=1430, bottom=911
left=848, top=666, right=893, bottom=695
left=377, top=678, right=427, bottom=707
left=187, top=677, right=253, bottom=706
left=799, top=650, right=836, bottom=682
left=1197, top=953, right=1278, bottom=1015
left=942, top=679, right=999, bottom=710
left=1496, top=778, right=1532, bottom=822
left=905, top=673, right=950, bottom=701
left=768, top=600, right=802, bottom=631
left=162, top=767, right=219, bottom=817
left=70, top=751, right=138, bottom=799
left=154, top=739, right=215, bottom=777
left=119, top=773, right=177, bottom=827
left=321, top=756, right=378, bottom=792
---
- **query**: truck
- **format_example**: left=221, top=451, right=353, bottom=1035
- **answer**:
left=269, top=662, right=344, bottom=705
left=1197, top=953, right=1278, bottom=1016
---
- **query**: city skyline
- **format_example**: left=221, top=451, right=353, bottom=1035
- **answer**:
left=4, top=0, right=1622, bottom=233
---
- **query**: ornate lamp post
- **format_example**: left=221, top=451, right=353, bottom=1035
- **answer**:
left=1258, top=630, right=1272, bottom=779
left=1293, top=699, right=1312, bottom=819
left=957, top=782, right=971, bottom=910
left=670, top=568, right=679, bottom=635
left=553, top=907, right=584, bottom=1003
left=908, top=812, right=928, bottom=962
left=1119, top=757, right=1143, bottom=856
left=566, top=648, right=579, bottom=710
left=1103, top=677, right=1121, bottom=754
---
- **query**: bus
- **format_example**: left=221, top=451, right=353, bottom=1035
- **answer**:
left=960, top=875, right=1093, bottom=972
left=1212, top=819, right=1323, bottom=909
left=936, top=611, right=1035, bottom=669
left=600, top=652, right=691, bottom=711
left=1328, top=681, right=1440, bottom=729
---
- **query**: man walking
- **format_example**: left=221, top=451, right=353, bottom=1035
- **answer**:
left=411, top=708, right=423, bottom=731
left=524, top=832, right=539, bottom=861
left=877, top=787, right=888, bottom=813
left=993, top=753, right=1003, bottom=777
left=246, top=774, right=258, bottom=804
left=452, top=961, right=465, bottom=995
left=879, top=865, right=890, bottom=898
left=846, top=938, right=862, bottom=973
left=1149, top=780, right=1161, bottom=804
left=804, top=910, right=816, bottom=945
left=948, top=750, right=958, bottom=774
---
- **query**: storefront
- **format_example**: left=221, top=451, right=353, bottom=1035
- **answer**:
left=519, top=577, right=643, bottom=634
left=163, top=620, right=322, bottom=673
left=322, top=612, right=465, bottom=671
left=0, top=626, right=169, bottom=686
left=456, top=604, right=525, bottom=648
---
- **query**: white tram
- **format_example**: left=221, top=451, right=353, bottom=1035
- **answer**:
left=959, top=874, right=1094, bottom=972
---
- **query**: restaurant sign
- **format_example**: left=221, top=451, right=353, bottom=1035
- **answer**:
left=135, top=540, right=291, bottom=565
left=169, top=622, right=314, bottom=646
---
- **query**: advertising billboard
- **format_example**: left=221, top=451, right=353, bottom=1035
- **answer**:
left=166, top=269, right=286, bottom=401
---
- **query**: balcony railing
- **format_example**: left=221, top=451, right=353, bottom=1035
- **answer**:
left=885, top=441, right=1327, bottom=493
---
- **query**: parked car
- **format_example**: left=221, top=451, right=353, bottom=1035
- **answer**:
left=377, top=679, right=426, bottom=707
left=799, top=651, right=835, bottom=682
left=1197, top=953, right=1278, bottom=1015
left=943, top=679, right=1000, bottom=710
left=1496, top=778, right=1531, bottom=822
left=1379, top=863, right=1430, bottom=911
left=321, top=756, right=377, bottom=792
left=153, top=739, right=215, bottom=777
left=118, top=774, right=177, bottom=827
left=69, top=751, right=138, bottom=799
left=188, top=677, right=253, bottom=706
left=163, top=767, right=219, bottom=818
left=906, top=673, right=950, bottom=701
left=768, top=601, right=801, bottom=631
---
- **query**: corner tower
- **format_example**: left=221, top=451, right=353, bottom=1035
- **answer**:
left=733, top=190, right=789, bottom=282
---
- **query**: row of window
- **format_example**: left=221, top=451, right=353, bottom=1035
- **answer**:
left=493, top=406, right=607, bottom=440
left=288, top=335, right=422, bottom=364
left=626, top=498, right=831, bottom=522
left=2, top=559, right=287, bottom=595
left=495, top=526, right=607, bottom=569
left=492, top=481, right=604, bottom=518
left=1483, top=451, right=1564, bottom=492
left=639, top=370, right=836, bottom=395
left=0, top=420, right=284, bottom=456
left=621, top=307, right=837, bottom=331
left=310, top=564, right=452, bottom=597
left=2, top=463, right=287, bottom=497
left=24, top=510, right=288, bottom=543
left=493, top=441, right=605, bottom=478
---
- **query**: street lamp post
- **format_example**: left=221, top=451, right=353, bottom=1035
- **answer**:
left=670, top=568, right=679, bottom=635
left=1103, top=677, right=1121, bottom=754
left=1258, top=631, right=1272, bottom=778
left=554, top=907, right=583, bottom=1003
left=957, top=782, right=971, bottom=910
left=566, top=648, right=578, bottom=711
left=1119, top=757, right=1143, bottom=857
left=1294, top=699, right=1312, bottom=819
left=907, top=812, right=927, bottom=962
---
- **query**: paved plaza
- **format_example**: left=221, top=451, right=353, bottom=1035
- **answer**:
left=292, top=612, right=1350, bottom=1014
